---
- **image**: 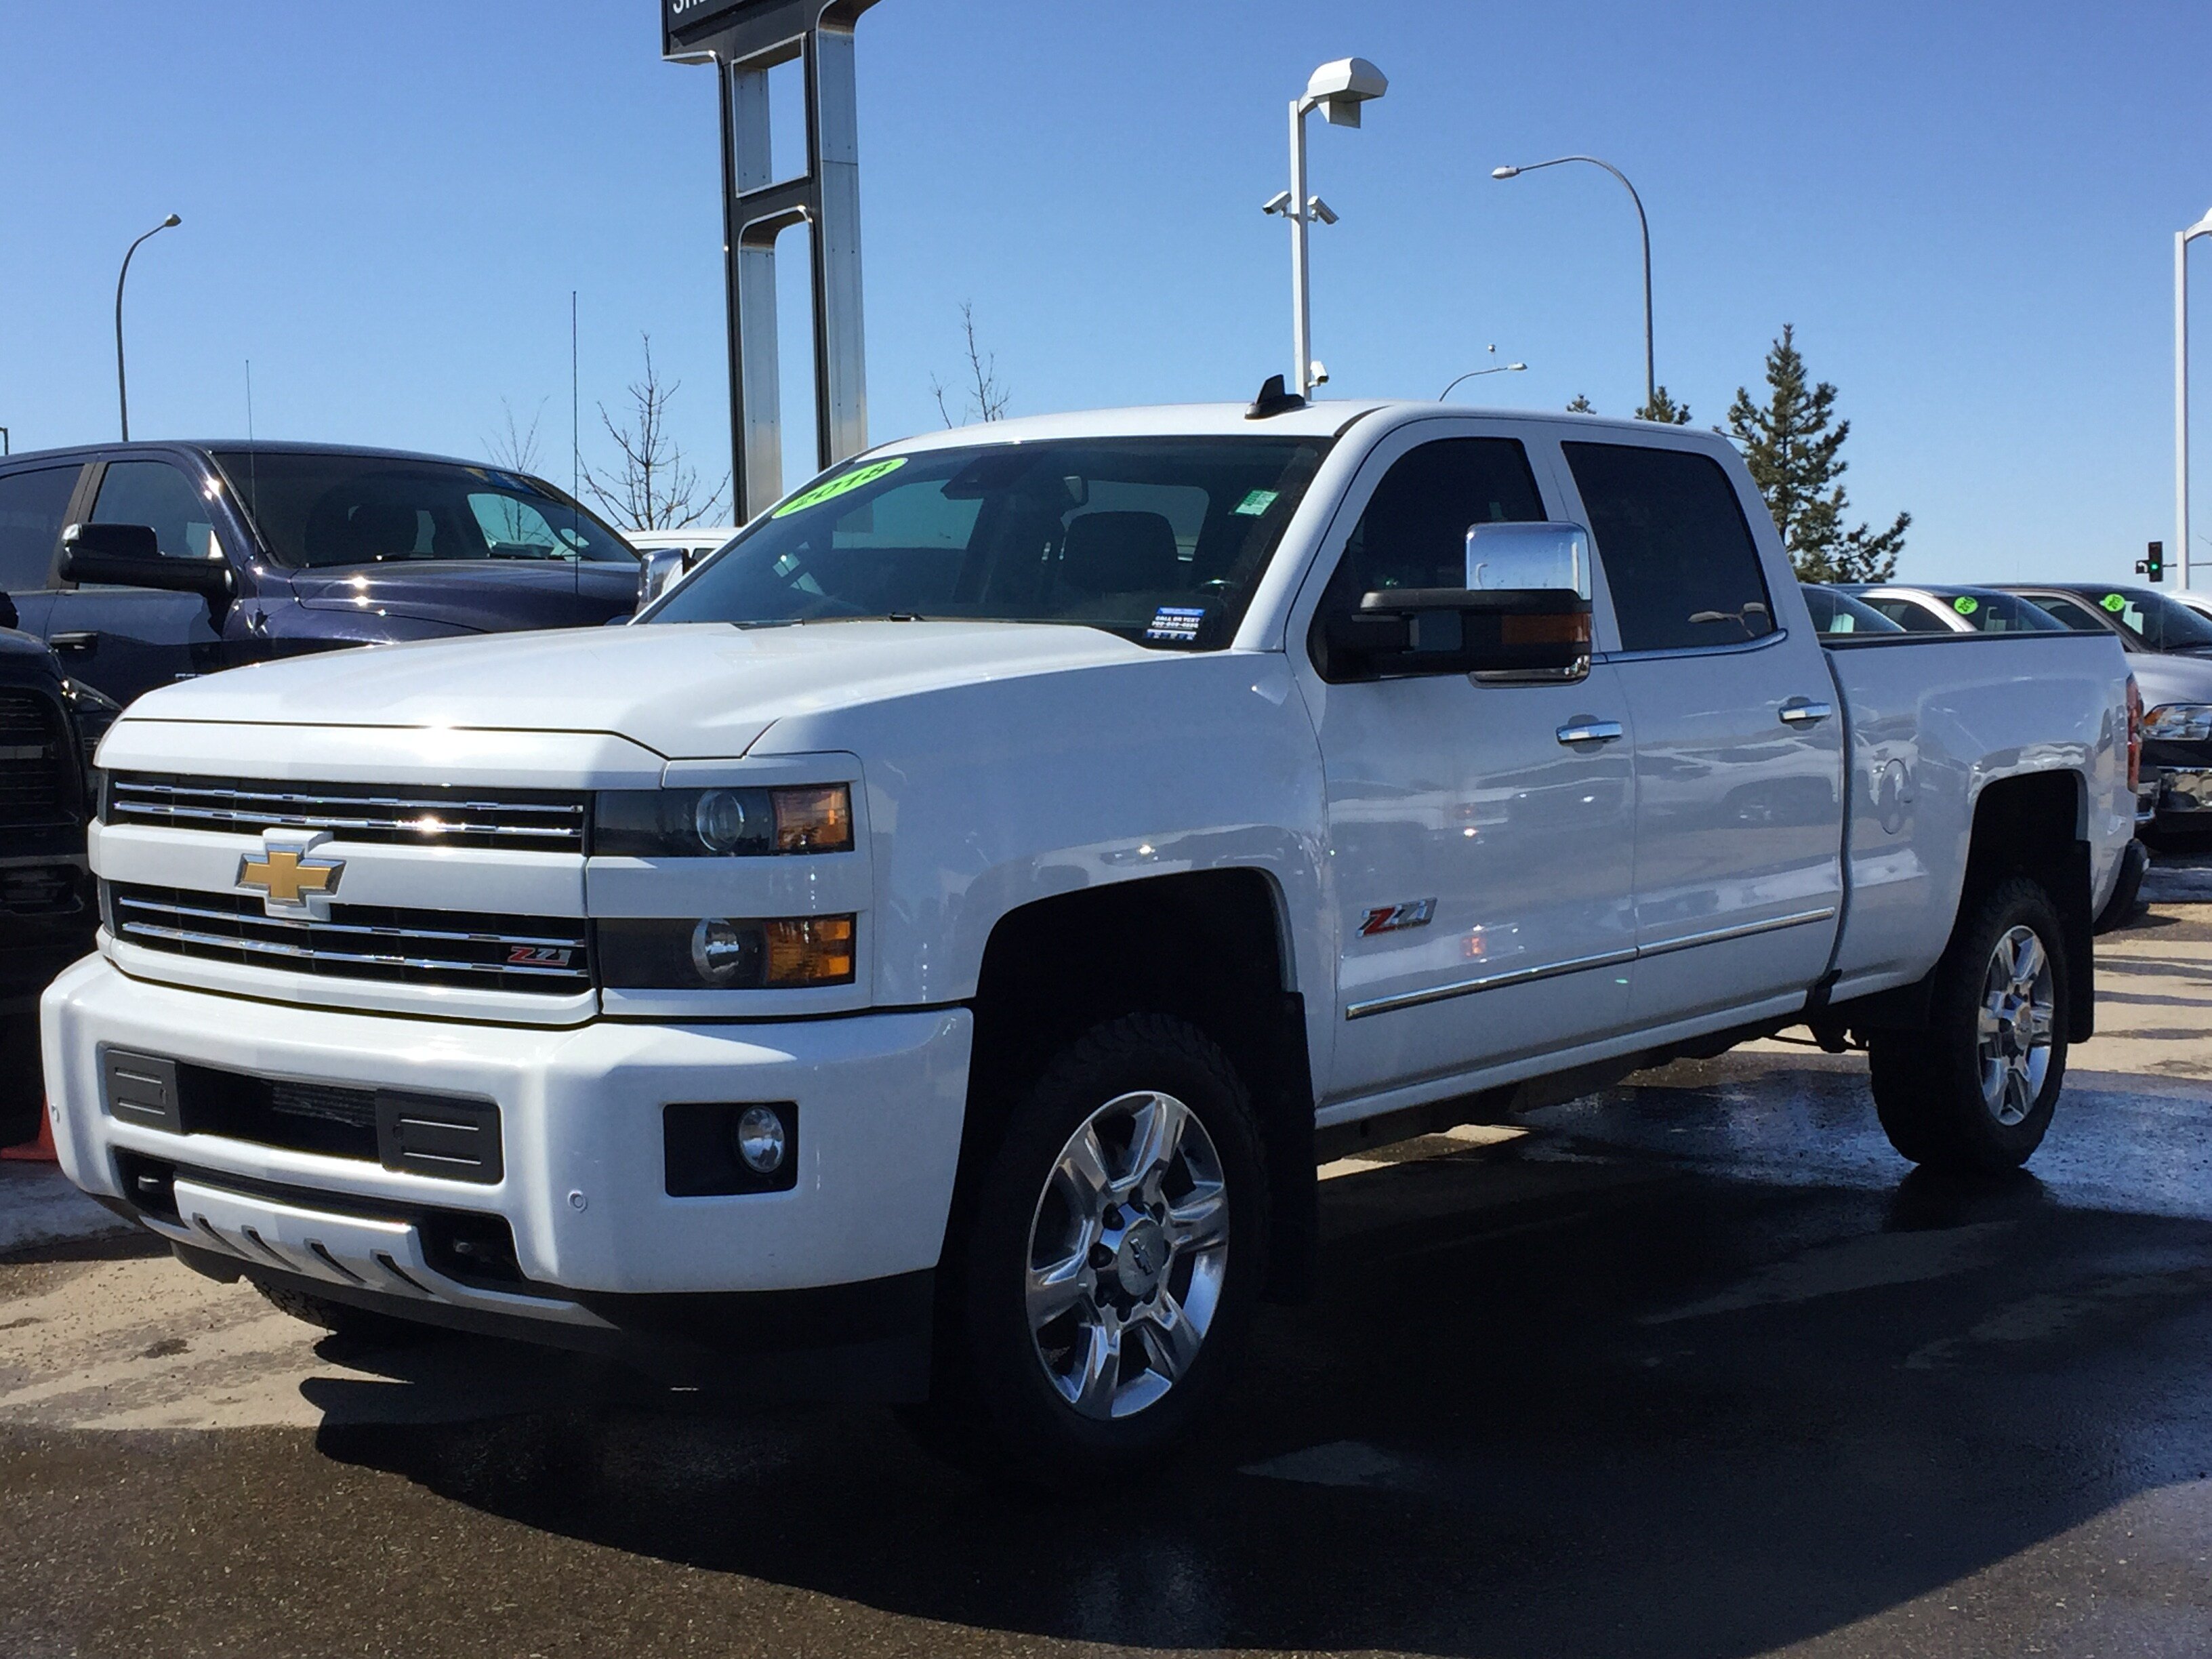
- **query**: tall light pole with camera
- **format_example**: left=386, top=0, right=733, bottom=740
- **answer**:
left=1263, top=58, right=1387, bottom=400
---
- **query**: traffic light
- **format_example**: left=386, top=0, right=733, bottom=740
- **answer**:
left=2139, top=541, right=2165, bottom=583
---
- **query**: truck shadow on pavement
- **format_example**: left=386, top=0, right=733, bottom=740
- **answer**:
left=311, top=1059, right=2212, bottom=1658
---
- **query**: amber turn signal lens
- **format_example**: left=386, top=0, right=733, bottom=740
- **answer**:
left=771, top=785, right=854, bottom=852
left=1500, top=613, right=1592, bottom=646
left=764, top=915, right=856, bottom=986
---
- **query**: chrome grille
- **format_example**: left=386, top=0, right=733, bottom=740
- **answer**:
left=108, top=883, right=591, bottom=995
left=106, top=774, right=588, bottom=852
left=0, top=690, right=69, bottom=829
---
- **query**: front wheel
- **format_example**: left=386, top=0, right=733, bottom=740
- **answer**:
left=920, top=1014, right=1269, bottom=1477
left=1868, top=876, right=2070, bottom=1173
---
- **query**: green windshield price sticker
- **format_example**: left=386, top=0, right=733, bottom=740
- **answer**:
left=1233, top=489, right=1279, bottom=516
left=771, top=456, right=907, bottom=518
left=1953, top=595, right=1980, bottom=615
left=2102, top=592, right=2127, bottom=613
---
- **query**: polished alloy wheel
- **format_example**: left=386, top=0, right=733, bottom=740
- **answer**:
left=1976, top=923, right=2055, bottom=1126
left=1025, top=1089, right=1230, bottom=1420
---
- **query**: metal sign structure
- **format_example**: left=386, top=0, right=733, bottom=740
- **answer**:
left=663, top=0, right=876, bottom=520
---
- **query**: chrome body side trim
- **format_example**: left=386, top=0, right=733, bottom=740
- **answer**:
left=1343, top=906, right=1838, bottom=1019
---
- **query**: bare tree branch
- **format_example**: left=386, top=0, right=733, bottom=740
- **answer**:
left=579, top=334, right=731, bottom=529
left=930, top=301, right=1008, bottom=426
left=483, top=397, right=546, bottom=474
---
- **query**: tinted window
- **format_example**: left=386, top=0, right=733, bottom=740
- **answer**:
left=653, top=437, right=1332, bottom=651
left=1316, top=437, right=1546, bottom=614
left=1799, top=584, right=1904, bottom=635
left=90, top=459, right=223, bottom=561
left=1861, top=596, right=1953, bottom=632
left=210, top=451, right=636, bottom=568
left=1931, top=589, right=2065, bottom=633
left=2062, top=586, right=2212, bottom=651
left=2033, top=593, right=2119, bottom=634
left=1562, top=442, right=1773, bottom=652
left=0, top=465, right=79, bottom=592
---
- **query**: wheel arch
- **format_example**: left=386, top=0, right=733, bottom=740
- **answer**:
left=954, top=867, right=1318, bottom=1303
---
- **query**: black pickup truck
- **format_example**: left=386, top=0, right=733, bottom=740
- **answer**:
left=0, top=441, right=645, bottom=708
left=0, top=604, right=95, bottom=1143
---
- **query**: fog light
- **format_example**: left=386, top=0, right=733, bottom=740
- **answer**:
left=690, top=918, right=764, bottom=986
left=734, top=1105, right=787, bottom=1174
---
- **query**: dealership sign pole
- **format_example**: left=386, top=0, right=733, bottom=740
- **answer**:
left=664, top=0, right=876, bottom=522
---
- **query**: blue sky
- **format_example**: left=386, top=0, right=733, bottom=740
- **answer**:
left=3, top=1, right=2209, bottom=583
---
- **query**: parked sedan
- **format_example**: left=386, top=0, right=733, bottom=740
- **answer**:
left=1841, top=583, right=2070, bottom=635
left=2001, top=582, right=2212, bottom=837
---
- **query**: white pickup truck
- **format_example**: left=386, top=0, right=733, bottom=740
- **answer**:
left=43, top=398, right=2139, bottom=1472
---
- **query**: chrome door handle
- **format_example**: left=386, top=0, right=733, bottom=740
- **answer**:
left=1779, top=699, right=1833, bottom=725
left=48, top=632, right=96, bottom=652
left=1555, top=719, right=1624, bottom=746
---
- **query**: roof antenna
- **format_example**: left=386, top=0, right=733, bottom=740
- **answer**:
left=1245, top=373, right=1307, bottom=420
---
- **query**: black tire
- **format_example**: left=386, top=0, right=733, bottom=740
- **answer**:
left=251, top=1279, right=436, bottom=1346
left=915, top=1013, right=1269, bottom=1479
left=1868, top=876, right=2070, bottom=1174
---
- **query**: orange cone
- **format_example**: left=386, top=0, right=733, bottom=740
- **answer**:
left=1, top=1107, right=58, bottom=1163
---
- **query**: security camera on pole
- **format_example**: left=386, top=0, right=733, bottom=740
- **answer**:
left=1263, top=58, right=1386, bottom=400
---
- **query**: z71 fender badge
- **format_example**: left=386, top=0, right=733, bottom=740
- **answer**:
left=1359, top=898, right=1437, bottom=937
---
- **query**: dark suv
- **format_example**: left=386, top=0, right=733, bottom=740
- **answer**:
left=0, top=442, right=646, bottom=708
left=0, top=603, right=96, bottom=1143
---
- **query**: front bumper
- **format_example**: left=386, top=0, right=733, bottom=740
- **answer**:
left=2156, top=765, right=2212, bottom=819
left=40, top=956, right=972, bottom=1393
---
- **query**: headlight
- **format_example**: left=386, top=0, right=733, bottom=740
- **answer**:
left=598, top=915, right=856, bottom=989
left=594, top=784, right=853, bottom=856
left=2142, top=703, right=2212, bottom=742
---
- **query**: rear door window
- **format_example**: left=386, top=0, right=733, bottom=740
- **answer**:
left=0, top=465, right=81, bottom=591
left=89, top=459, right=223, bottom=562
left=2034, top=593, right=2120, bottom=633
left=1561, top=441, right=1773, bottom=653
left=1862, top=596, right=1953, bottom=632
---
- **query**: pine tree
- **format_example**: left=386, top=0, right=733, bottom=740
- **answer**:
left=1636, top=385, right=1692, bottom=424
left=1565, top=394, right=1596, bottom=413
left=1724, top=325, right=1908, bottom=583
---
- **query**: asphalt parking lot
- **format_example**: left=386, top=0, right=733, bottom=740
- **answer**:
left=5, top=867, right=2212, bottom=1658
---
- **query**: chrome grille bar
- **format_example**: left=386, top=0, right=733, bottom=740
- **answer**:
left=108, top=884, right=591, bottom=995
left=106, top=775, right=588, bottom=852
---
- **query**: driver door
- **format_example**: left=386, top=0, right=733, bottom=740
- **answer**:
left=1295, top=425, right=1637, bottom=1106
left=39, top=457, right=241, bottom=707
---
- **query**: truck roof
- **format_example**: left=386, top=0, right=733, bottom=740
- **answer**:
left=0, top=438, right=515, bottom=472
left=871, top=399, right=1713, bottom=453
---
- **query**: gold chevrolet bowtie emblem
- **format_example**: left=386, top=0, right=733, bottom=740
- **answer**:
left=237, top=832, right=344, bottom=914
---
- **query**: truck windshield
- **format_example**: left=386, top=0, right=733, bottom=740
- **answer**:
left=209, top=451, right=638, bottom=568
left=645, top=436, right=1332, bottom=649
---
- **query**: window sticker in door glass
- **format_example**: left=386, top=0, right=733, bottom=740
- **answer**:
left=1953, top=595, right=1979, bottom=615
left=1233, top=488, right=1279, bottom=516
left=771, top=457, right=907, bottom=519
left=2102, top=593, right=2127, bottom=612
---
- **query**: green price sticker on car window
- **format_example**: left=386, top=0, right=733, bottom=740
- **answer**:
left=771, top=456, right=907, bottom=518
left=1233, top=489, right=1279, bottom=516
left=1953, top=595, right=1980, bottom=615
left=2102, top=592, right=2127, bottom=613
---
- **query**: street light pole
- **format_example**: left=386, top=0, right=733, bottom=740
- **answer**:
left=1438, top=362, right=1527, bottom=400
left=115, top=213, right=181, bottom=442
left=1265, top=58, right=1386, bottom=400
left=2177, top=208, right=2212, bottom=592
left=1493, top=157, right=1653, bottom=411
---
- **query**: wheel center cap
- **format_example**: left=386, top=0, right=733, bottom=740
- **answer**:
left=1115, top=1218, right=1168, bottom=1299
left=2011, top=1002, right=2035, bottom=1048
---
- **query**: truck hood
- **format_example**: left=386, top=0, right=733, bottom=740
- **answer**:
left=284, top=560, right=642, bottom=633
left=118, top=620, right=1153, bottom=758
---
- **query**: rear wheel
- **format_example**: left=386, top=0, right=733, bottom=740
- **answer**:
left=1868, top=876, right=2069, bottom=1172
left=917, top=1014, right=1267, bottom=1477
